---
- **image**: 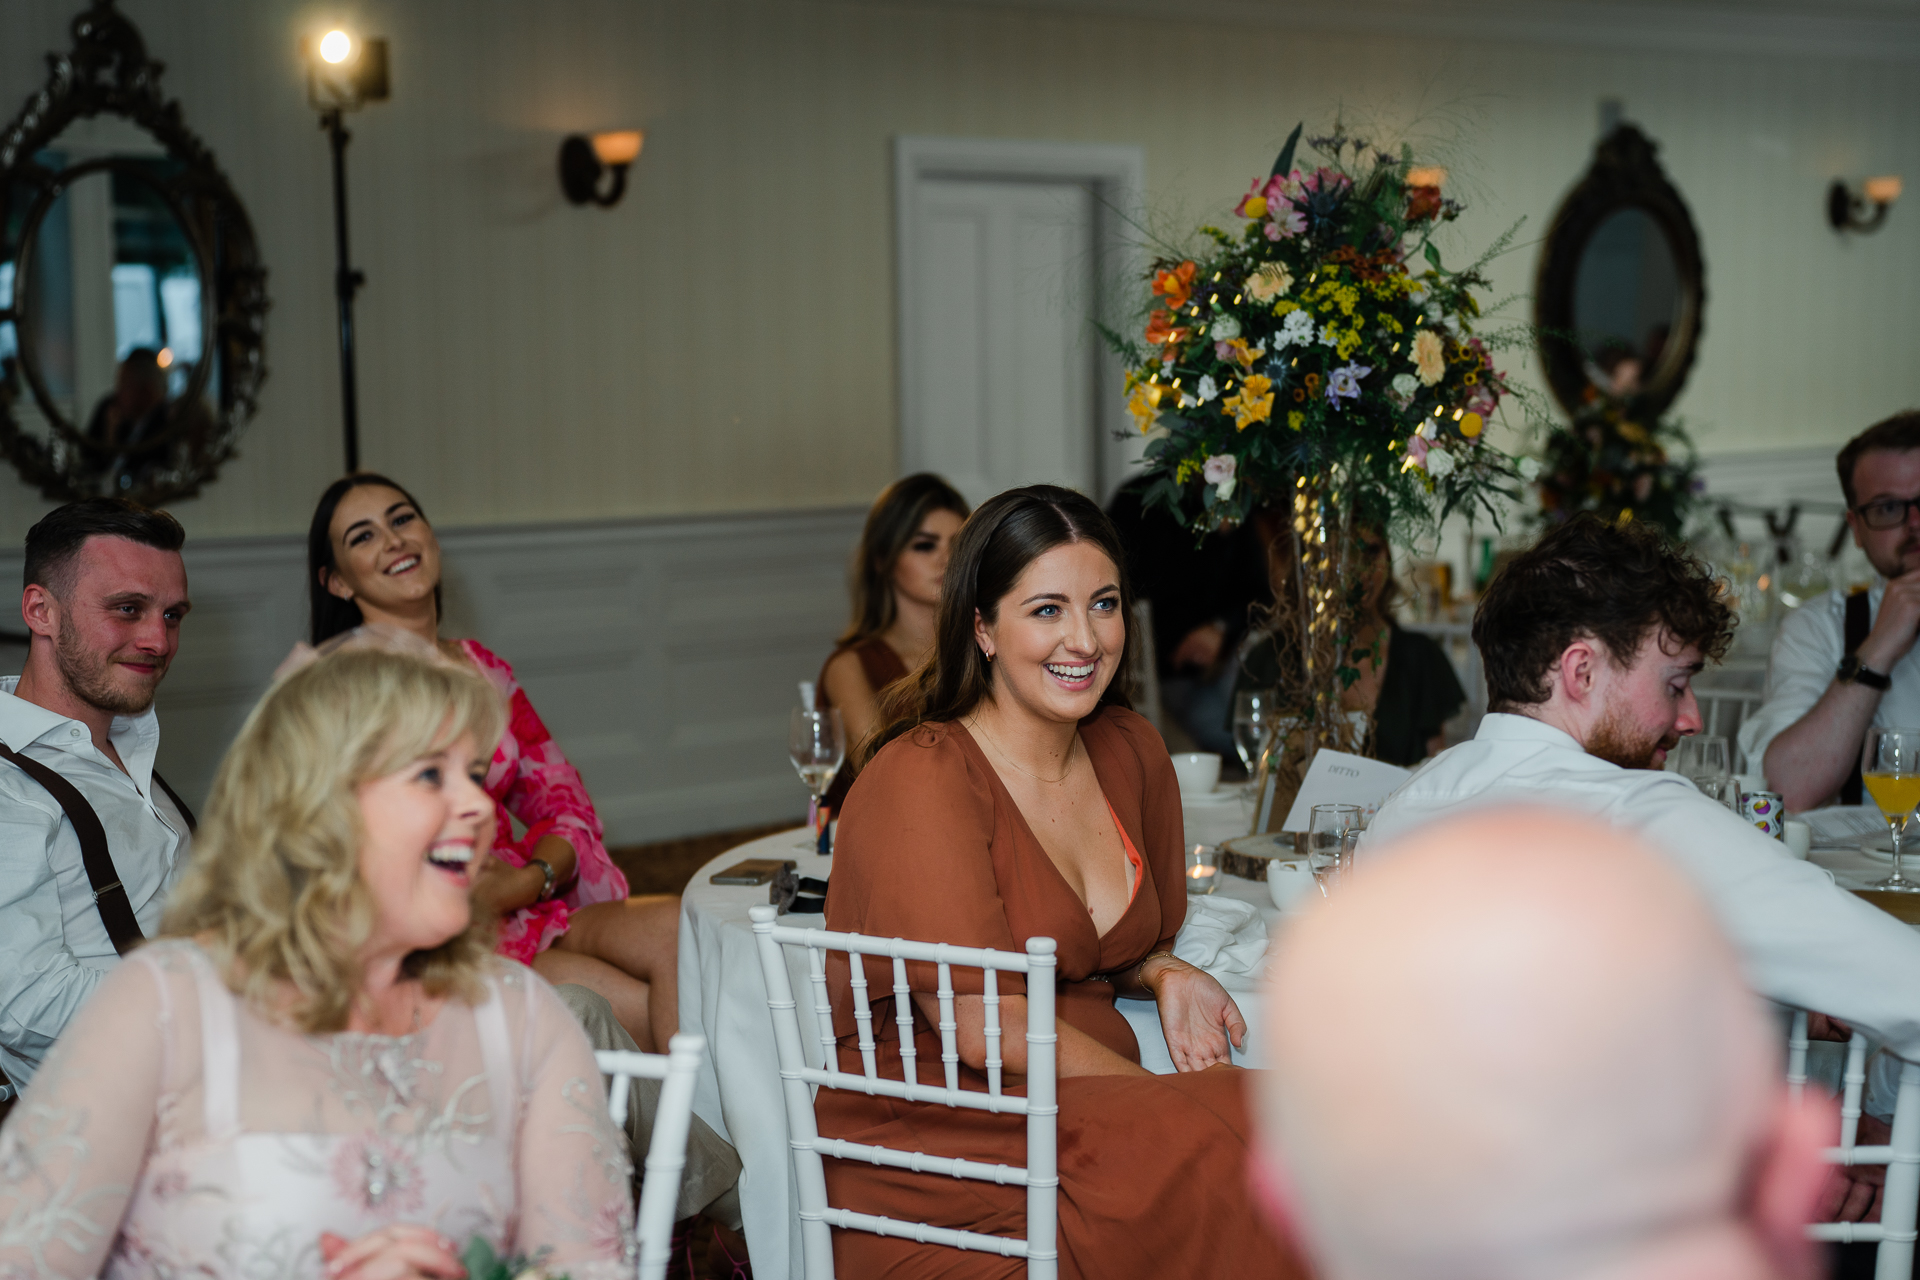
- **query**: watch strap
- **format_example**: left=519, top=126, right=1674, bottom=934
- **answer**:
left=528, top=857, right=557, bottom=900
left=1839, top=653, right=1894, bottom=691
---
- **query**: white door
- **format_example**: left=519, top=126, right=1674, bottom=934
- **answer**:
left=899, top=176, right=1098, bottom=506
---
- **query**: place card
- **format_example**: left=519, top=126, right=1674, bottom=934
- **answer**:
left=1277, top=749, right=1412, bottom=833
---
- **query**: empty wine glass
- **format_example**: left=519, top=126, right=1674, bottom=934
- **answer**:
left=1307, top=803, right=1360, bottom=897
left=790, top=707, right=844, bottom=848
left=1233, top=690, right=1276, bottom=775
left=1864, top=728, right=1920, bottom=894
left=1673, top=735, right=1730, bottom=782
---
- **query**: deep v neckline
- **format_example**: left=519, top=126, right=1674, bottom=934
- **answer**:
left=951, top=720, right=1149, bottom=943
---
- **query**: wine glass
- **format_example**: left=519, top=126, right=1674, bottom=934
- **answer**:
left=789, top=707, right=844, bottom=848
left=1233, top=690, right=1276, bottom=775
left=1307, top=803, right=1360, bottom=897
left=1864, top=728, right=1920, bottom=893
left=1673, top=735, right=1730, bottom=783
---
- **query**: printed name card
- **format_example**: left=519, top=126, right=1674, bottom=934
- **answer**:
left=1279, top=749, right=1413, bottom=833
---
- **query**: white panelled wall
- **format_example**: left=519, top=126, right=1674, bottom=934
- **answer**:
left=0, top=509, right=863, bottom=843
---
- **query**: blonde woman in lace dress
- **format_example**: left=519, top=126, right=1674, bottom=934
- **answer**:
left=0, top=647, right=635, bottom=1280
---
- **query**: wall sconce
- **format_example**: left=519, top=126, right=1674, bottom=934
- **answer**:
left=560, top=131, right=644, bottom=207
left=1828, top=175, right=1902, bottom=234
left=1407, top=165, right=1447, bottom=189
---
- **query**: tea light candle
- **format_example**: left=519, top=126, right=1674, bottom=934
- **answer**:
left=1186, top=844, right=1219, bottom=896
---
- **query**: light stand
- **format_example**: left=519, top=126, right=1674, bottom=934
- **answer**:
left=302, top=31, right=388, bottom=473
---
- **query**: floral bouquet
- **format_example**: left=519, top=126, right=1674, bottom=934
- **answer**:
left=1534, top=399, right=1699, bottom=538
left=1109, top=124, right=1534, bottom=823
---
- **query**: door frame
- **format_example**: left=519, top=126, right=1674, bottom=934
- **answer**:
left=892, top=135, right=1147, bottom=504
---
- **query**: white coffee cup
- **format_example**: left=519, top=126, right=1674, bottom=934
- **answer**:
left=1172, top=752, right=1222, bottom=796
left=1783, top=820, right=1812, bottom=860
left=1267, top=858, right=1315, bottom=912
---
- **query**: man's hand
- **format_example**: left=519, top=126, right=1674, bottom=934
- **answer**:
left=1143, top=954, right=1246, bottom=1072
left=1807, top=1012, right=1853, bottom=1043
left=319, top=1226, right=466, bottom=1280
left=1816, top=1114, right=1891, bottom=1224
left=1169, top=622, right=1227, bottom=673
left=1857, top=568, right=1920, bottom=674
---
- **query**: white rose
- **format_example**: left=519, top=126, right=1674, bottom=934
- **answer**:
left=1391, top=372, right=1418, bottom=397
left=1197, top=375, right=1219, bottom=403
left=1211, top=315, right=1242, bottom=341
left=1425, top=448, right=1456, bottom=479
left=1518, top=456, right=1542, bottom=481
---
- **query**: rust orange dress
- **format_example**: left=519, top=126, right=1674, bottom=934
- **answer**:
left=817, top=635, right=911, bottom=812
left=821, top=706, right=1302, bottom=1279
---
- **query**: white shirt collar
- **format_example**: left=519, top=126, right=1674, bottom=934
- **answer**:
left=0, top=674, right=164, bottom=792
left=1472, top=711, right=1585, bottom=754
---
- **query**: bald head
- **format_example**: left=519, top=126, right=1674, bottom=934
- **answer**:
left=1257, top=809, right=1786, bottom=1280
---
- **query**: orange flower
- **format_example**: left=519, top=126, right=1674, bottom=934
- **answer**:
left=1145, top=309, right=1185, bottom=348
left=1152, top=261, right=1198, bottom=311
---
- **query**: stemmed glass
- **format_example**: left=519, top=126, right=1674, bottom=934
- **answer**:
left=1233, top=690, right=1276, bottom=776
left=789, top=707, right=844, bottom=849
left=1673, top=735, right=1730, bottom=782
left=1864, top=728, right=1920, bottom=893
left=1307, top=804, right=1360, bottom=897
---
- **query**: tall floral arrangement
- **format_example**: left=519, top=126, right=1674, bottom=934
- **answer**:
left=1110, top=125, right=1533, bottom=826
left=1534, top=400, right=1699, bottom=538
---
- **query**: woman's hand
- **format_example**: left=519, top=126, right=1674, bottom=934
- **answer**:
left=467, top=847, right=538, bottom=919
left=1143, top=954, right=1246, bottom=1072
left=318, top=1227, right=466, bottom=1280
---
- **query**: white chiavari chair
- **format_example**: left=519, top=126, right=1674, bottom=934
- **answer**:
left=1788, top=1011, right=1920, bottom=1278
left=1692, top=688, right=1763, bottom=770
left=597, top=1035, right=707, bottom=1280
left=747, top=903, right=1058, bottom=1280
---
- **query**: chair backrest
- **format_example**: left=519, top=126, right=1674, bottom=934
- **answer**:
left=596, top=1035, right=707, bottom=1280
left=747, top=903, right=1058, bottom=1280
left=1693, top=688, right=1764, bottom=770
left=1788, top=1011, right=1920, bottom=1278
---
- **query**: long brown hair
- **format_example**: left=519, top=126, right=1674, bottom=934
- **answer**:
left=871, top=485, right=1136, bottom=759
left=839, top=473, right=971, bottom=646
left=308, top=473, right=441, bottom=645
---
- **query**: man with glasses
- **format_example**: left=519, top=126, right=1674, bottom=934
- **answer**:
left=1742, top=410, right=1920, bottom=810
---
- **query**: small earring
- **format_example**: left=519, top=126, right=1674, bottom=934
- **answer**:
left=983, top=648, right=994, bottom=662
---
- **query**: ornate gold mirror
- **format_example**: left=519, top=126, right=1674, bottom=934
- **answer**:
left=0, top=0, right=266, bottom=504
left=1535, top=124, right=1704, bottom=418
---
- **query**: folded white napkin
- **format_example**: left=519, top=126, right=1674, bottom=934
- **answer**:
left=1174, top=895, right=1268, bottom=986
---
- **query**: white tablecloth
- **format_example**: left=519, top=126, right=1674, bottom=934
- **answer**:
left=677, top=790, right=1281, bottom=1279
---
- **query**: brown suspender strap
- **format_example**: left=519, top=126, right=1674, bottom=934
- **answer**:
left=150, top=770, right=197, bottom=832
left=0, top=741, right=145, bottom=956
left=1843, top=589, right=1871, bottom=806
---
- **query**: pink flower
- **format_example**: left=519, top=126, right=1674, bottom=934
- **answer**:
left=1202, top=454, right=1237, bottom=487
left=1405, top=435, right=1430, bottom=466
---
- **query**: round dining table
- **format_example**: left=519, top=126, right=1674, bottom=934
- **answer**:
left=674, top=784, right=1275, bottom=1279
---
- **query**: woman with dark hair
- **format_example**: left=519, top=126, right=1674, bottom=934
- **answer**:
left=303, top=475, right=681, bottom=1053
left=820, top=485, right=1298, bottom=1278
left=816, top=474, right=968, bottom=807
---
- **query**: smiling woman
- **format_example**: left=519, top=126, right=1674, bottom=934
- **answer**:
left=302, top=474, right=683, bottom=1054
left=0, top=647, right=637, bottom=1277
left=820, top=486, right=1300, bottom=1278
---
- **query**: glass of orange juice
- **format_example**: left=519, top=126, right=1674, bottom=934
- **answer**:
left=1864, top=728, right=1920, bottom=893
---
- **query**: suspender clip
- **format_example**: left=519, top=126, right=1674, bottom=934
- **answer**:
left=91, top=879, right=124, bottom=902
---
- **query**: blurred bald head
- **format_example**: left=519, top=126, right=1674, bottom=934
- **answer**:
left=1256, top=809, right=1817, bottom=1280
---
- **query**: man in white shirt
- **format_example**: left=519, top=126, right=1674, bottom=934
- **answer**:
left=0, top=499, right=193, bottom=1088
left=1741, top=411, right=1920, bottom=810
left=1365, top=515, right=1920, bottom=1073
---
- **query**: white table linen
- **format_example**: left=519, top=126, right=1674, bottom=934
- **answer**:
left=677, top=803, right=1281, bottom=1278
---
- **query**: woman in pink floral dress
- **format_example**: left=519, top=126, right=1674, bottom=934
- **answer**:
left=302, top=474, right=681, bottom=1052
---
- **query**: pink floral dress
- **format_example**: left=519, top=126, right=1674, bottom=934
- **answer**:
left=461, top=641, right=629, bottom=964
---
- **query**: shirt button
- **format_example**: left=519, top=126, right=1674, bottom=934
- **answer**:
left=69, top=728, right=81, bottom=738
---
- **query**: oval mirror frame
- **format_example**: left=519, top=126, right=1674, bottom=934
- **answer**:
left=1534, top=124, right=1705, bottom=420
left=0, top=0, right=267, bottom=506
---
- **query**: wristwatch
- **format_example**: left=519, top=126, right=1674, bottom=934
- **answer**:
left=528, top=857, right=558, bottom=901
left=1837, top=652, right=1893, bottom=691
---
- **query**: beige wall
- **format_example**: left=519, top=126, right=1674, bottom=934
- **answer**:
left=3, top=0, right=1915, bottom=544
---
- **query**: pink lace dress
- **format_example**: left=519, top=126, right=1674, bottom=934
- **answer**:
left=461, top=641, right=629, bottom=964
left=0, top=939, right=634, bottom=1280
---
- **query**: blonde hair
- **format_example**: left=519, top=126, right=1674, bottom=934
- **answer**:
left=163, top=646, right=507, bottom=1032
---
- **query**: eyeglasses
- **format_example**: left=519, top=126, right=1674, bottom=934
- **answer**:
left=1854, top=495, right=1920, bottom=530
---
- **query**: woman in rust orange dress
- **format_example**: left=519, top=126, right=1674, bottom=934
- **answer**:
left=821, top=484, right=1302, bottom=1278
left=816, top=473, right=968, bottom=811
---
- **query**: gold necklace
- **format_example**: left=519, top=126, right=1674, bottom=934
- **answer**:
left=966, top=716, right=1074, bottom=785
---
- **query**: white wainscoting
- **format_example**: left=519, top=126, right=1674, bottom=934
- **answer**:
left=0, top=507, right=865, bottom=845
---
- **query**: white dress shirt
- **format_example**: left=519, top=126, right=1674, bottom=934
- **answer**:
left=1364, top=713, right=1920, bottom=1060
left=0, top=676, right=189, bottom=1086
left=1738, top=582, right=1920, bottom=780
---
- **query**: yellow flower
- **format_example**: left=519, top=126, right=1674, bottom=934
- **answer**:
left=1287, top=411, right=1305, bottom=431
left=1459, top=412, right=1484, bottom=438
left=1413, top=329, right=1446, bottom=386
left=1224, top=375, right=1275, bottom=431
left=1243, top=195, right=1268, bottom=219
left=1217, top=337, right=1265, bottom=369
left=1247, top=263, right=1293, bottom=303
left=1127, top=381, right=1164, bottom=433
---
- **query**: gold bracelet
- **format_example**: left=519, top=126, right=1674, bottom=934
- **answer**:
left=1137, top=950, right=1180, bottom=989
